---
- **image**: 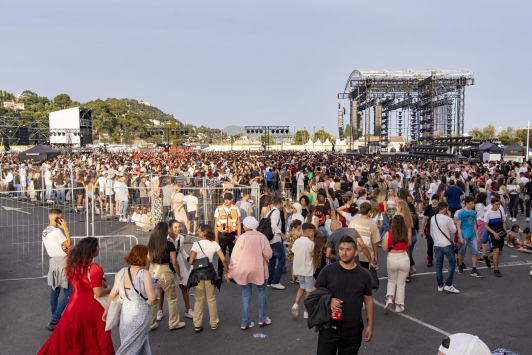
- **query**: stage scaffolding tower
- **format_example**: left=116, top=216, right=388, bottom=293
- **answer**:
left=337, top=69, right=474, bottom=153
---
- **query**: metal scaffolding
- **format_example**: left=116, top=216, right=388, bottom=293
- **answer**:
left=337, top=69, right=474, bottom=153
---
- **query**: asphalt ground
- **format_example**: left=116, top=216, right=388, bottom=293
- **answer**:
left=1, top=196, right=530, bottom=354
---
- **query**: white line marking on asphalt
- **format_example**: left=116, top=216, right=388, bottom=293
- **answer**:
left=2, top=206, right=32, bottom=214
left=373, top=300, right=451, bottom=337
left=378, top=261, right=532, bottom=280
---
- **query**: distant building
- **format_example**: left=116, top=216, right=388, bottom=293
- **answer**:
left=150, top=119, right=161, bottom=126
left=140, top=101, right=152, bottom=107
left=2, top=100, right=24, bottom=111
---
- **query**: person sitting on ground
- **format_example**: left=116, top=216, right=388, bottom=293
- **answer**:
left=518, top=227, right=532, bottom=254
left=437, top=333, right=491, bottom=355
left=506, top=223, right=525, bottom=248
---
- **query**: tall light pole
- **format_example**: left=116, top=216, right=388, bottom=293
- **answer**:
left=220, top=128, right=223, bottom=153
left=527, top=121, right=530, bottom=161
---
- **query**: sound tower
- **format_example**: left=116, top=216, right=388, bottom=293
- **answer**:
left=374, top=105, right=382, bottom=137
left=338, top=109, right=344, bottom=139
left=16, top=126, right=30, bottom=145
left=350, top=100, right=358, bottom=139
left=357, top=113, right=363, bottom=139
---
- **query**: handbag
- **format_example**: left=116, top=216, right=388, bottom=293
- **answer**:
left=434, top=215, right=458, bottom=254
left=105, top=294, right=123, bottom=331
left=369, top=266, right=379, bottom=293
left=193, top=241, right=210, bottom=270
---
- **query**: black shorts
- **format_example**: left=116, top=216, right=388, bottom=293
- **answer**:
left=187, top=211, right=197, bottom=221
left=489, top=234, right=505, bottom=251
left=106, top=195, right=114, bottom=204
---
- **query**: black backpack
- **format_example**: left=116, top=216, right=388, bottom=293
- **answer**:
left=257, top=209, right=275, bottom=241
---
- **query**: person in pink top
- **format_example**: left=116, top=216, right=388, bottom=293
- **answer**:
left=226, top=216, right=273, bottom=330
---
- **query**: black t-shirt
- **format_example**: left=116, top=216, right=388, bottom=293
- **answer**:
left=340, top=182, right=350, bottom=192
left=314, top=262, right=372, bottom=330
left=525, top=181, right=532, bottom=196
left=423, top=205, right=438, bottom=229
left=153, top=241, right=176, bottom=265
left=315, top=205, right=330, bottom=227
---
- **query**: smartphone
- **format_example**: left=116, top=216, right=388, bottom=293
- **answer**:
left=55, top=217, right=62, bottom=225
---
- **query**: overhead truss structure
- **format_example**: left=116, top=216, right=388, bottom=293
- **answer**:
left=244, top=126, right=290, bottom=151
left=338, top=69, right=474, bottom=153
left=0, top=115, right=49, bottom=146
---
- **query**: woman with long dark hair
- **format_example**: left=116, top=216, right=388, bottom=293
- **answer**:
left=382, top=215, right=411, bottom=314
left=38, top=237, right=114, bottom=355
left=147, top=222, right=185, bottom=331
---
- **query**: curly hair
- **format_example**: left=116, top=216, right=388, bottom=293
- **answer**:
left=65, top=237, right=99, bottom=282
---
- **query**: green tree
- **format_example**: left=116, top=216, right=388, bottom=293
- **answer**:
left=498, top=126, right=520, bottom=146
left=53, top=94, right=72, bottom=109
left=293, top=130, right=310, bottom=145
left=260, top=133, right=275, bottom=145
left=344, top=123, right=351, bottom=138
left=313, top=129, right=332, bottom=143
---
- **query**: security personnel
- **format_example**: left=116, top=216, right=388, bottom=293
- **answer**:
left=214, top=192, right=241, bottom=277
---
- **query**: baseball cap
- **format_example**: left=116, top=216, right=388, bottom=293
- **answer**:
left=438, top=333, right=491, bottom=355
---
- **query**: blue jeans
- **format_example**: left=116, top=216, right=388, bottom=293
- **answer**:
left=434, top=245, right=456, bottom=287
left=56, top=187, right=65, bottom=203
left=408, top=233, right=418, bottom=270
left=379, top=214, right=390, bottom=243
left=120, top=200, right=128, bottom=216
left=162, top=205, right=172, bottom=221
left=15, top=184, right=21, bottom=197
left=267, top=242, right=286, bottom=285
left=319, top=226, right=329, bottom=238
left=50, top=283, right=73, bottom=324
left=241, top=282, right=267, bottom=327
left=45, top=185, right=53, bottom=200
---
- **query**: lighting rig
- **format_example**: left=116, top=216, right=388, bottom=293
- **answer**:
left=245, top=126, right=290, bottom=151
left=146, top=125, right=189, bottom=145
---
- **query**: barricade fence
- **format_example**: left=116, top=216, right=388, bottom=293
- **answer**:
left=0, top=179, right=259, bottom=281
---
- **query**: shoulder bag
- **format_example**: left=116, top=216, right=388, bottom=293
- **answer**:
left=493, top=210, right=508, bottom=238
left=434, top=215, right=458, bottom=254
left=193, top=241, right=210, bottom=270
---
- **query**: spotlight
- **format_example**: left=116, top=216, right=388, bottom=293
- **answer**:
left=62, top=133, right=65, bottom=136
left=185, top=130, right=189, bottom=135
left=259, top=129, right=263, bottom=133
left=285, top=129, right=289, bottom=134
left=246, top=130, right=250, bottom=134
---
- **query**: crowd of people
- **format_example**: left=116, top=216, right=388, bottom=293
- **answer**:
left=19, top=149, right=532, bottom=354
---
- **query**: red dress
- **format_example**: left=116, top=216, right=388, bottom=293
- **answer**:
left=38, top=263, right=115, bottom=355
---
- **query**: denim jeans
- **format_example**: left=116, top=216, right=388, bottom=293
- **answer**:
left=50, top=283, right=73, bottom=323
left=120, top=200, right=128, bottom=216
left=56, top=187, right=65, bottom=203
left=162, top=205, right=172, bottom=221
left=379, top=214, right=390, bottom=243
left=45, top=185, right=53, bottom=200
left=15, top=184, right=21, bottom=197
left=434, top=245, right=456, bottom=287
left=267, top=242, right=286, bottom=285
left=409, top=233, right=418, bottom=270
left=319, top=226, right=329, bottom=238
left=241, top=282, right=267, bottom=327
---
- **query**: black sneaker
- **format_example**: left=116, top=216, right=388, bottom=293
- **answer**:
left=477, top=257, right=485, bottom=263
left=211, top=324, right=219, bottom=330
left=45, top=322, right=57, bottom=332
left=458, top=266, right=464, bottom=275
left=405, top=275, right=411, bottom=283
left=461, top=262, right=467, bottom=270
left=195, top=326, right=203, bottom=332
left=484, top=256, right=491, bottom=269
left=470, top=269, right=483, bottom=278
left=494, top=270, right=501, bottom=278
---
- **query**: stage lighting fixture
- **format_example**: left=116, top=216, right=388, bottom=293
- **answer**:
left=259, top=130, right=263, bottom=133
left=185, top=130, right=189, bottom=135
left=246, top=130, right=250, bottom=134
left=285, top=129, right=289, bottom=134
left=62, top=133, right=65, bottom=136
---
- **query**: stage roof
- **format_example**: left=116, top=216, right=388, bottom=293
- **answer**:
left=347, top=69, right=474, bottom=81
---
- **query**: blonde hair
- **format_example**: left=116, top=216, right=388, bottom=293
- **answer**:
left=369, top=198, right=381, bottom=219
left=396, top=201, right=413, bottom=229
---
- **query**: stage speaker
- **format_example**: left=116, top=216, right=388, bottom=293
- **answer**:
left=16, top=126, right=30, bottom=145
left=350, top=100, right=358, bottom=139
left=357, top=113, right=363, bottom=139
left=374, top=105, right=382, bottom=137
left=338, top=109, right=344, bottom=139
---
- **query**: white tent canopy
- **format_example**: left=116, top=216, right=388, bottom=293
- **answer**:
left=314, top=139, right=323, bottom=145
left=323, top=138, right=333, bottom=146
left=304, top=139, right=314, bottom=146
left=335, top=139, right=347, bottom=145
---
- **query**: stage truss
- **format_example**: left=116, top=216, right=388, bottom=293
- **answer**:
left=0, top=115, right=49, bottom=147
left=338, top=69, right=474, bottom=153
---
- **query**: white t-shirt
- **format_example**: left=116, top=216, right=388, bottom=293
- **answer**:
left=42, top=226, right=67, bottom=258
left=291, top=236, right=315, bottom=277
left=191, top=240, right=221, bottom=263
left=44, top=171, right=53, bottom=186
left=183, top=195, right=199, bottom=212
left=369, top=213, right=383, bottom=227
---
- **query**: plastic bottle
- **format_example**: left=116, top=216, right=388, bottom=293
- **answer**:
left=331, top=309, right=342, bottom=332
left=253, top=333, right=267, bottom=338
left=151, top=271, right=160, bottom=299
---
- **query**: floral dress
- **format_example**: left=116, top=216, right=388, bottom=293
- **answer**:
left=286, top=233, right=300, bottom=262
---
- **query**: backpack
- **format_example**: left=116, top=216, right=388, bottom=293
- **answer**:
left=257, top=209, right=275, bottom=241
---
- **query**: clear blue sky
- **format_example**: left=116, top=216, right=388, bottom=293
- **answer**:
left=2, top=0, right=530, bottom=135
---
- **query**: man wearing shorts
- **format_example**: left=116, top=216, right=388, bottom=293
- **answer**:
left=184, top=189, right=199, bottom=234
left=483, top=198, right=506, bottom=277
left=291, top=223, right=315, bottom=319
left=456, top=196, right=482, bottom=278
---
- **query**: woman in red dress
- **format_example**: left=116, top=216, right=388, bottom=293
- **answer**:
left=38, top=237, right=115, bottom=355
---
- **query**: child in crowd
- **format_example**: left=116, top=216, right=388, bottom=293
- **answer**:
left=291, top=223, right=316, bottom=319
left=287, top=220, right=303, bottom=284
left=506, top=224, right=525, bottom=248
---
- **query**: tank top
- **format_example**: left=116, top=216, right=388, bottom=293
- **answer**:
left=387, top=231, right=408, bottom=253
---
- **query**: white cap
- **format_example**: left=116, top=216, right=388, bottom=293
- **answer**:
left=438, top=334, right=491, bottom=355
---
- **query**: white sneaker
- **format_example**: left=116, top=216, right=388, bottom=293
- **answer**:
left=384, top=298, right=393, bottom=313
left=443, top=285, right=460, bottom=294
left=512, top=218, right=517, bottom=222
left=527, top=218, right=530, bottom=222
left=395, top=305, right=405, bottom=313
left=170, top=322, right=186, bottom=330
left=291, top=304, right=299, bottom=318
left=156, top=310, right=164, bottom=321
left=270, top=283, right=285, bottom=290
left=150, top=323, right=158, bottom=331
left=303, top=311, right=308, bottom=319
left=438, top=286, right=443, bottom=292
left=185, top=309, right=194, bottom=319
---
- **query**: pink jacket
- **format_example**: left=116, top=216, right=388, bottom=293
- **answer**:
left=228, top=230, right=272, bottom=285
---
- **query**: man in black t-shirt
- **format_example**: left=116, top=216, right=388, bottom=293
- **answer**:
left=313, top=235, right=373, bottom=354
left=315, top=195, right=331, bottom=237
left=421, top=194, right=440, bottom=267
